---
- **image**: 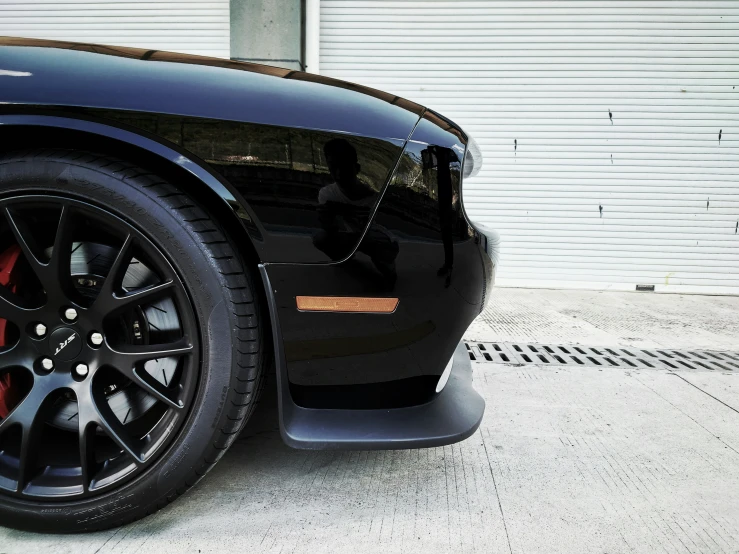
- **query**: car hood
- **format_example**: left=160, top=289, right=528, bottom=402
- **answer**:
left=0, top=37, right=424, bottom=141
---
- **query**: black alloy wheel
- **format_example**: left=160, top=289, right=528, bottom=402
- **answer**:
left=0, top=195, right=199, bottom=497
left=0, top=150, right=264, bottom=531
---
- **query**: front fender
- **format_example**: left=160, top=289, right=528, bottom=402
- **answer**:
left=0, top=113, right=266, bottom=245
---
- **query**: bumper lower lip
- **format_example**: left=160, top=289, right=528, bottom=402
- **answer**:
left=278, top=340, right=485, bottom=450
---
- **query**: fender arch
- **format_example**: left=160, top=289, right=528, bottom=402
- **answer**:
left=0, top=113, right=277, bottom=405
left=0, top=113, right=266, bottom=256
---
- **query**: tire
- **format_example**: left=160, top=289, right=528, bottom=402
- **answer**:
left=0, top=149, right=265, bottom=532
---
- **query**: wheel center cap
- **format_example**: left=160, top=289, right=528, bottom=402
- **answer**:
left=49, top=327, right=83, bottom=362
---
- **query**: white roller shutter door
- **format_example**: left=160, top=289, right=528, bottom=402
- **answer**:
left=0, top=0, right=229, bottom=58
left=320, top=1, right=739, bottom=293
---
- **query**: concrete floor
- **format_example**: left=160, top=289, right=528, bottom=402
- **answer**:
left=2, top=288, right=739, bottom=553
left=468, top=287, right=739, bottom=350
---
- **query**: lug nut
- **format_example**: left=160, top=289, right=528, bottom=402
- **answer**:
left=40, top=358, right=54, bottom=371
left=64, top=308, right=78, bottom=322
left=74, top=363, right=89, bottom=377
left=90, top=332, right=104, bottom=346
left=34, top=323, right=47, bottom=337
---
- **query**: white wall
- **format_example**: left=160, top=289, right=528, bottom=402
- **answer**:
left=0, top=0, right=229, bottom=58
left=320, top=1, right=739, bottom=294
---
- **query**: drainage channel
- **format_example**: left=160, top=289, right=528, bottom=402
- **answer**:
left=465, top=341, right=739, bottom=372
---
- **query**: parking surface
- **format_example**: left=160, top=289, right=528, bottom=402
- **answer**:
left=2, top=288, right=738, bottom=554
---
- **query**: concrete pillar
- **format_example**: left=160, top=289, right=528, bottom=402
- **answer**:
left=230, top=0, right=303, bottom=70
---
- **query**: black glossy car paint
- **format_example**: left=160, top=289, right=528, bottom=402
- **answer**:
left=69, top=110, right=406, bottom=264
left=0, top=37, right=494, bottom=419
left=269, top=118, right=488, bottom=407
left=0, top=37, right=423, bottom=140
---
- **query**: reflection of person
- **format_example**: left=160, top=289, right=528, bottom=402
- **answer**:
left=314, top=138, right=375, bottom=261
left=313, top=139, right=398, bottom=284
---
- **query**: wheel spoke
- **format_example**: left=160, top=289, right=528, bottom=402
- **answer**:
left=74, top=395, right=100, bottom=493
left=95, top=234, right=133, bottom=304
left=78, top=420, right=97, bottom=492
left=90, top=234, right=138, bottom=315
left=4, top=205, right=79, bottom=300
left=111, top=339, right=193, bottom=409
left=0, top=383, right=45, bottom=435
left=114, top=281, right=175, bottom=311
left=0, top=287, right=31, bottom=326
left=0, top=345, right=27, bottom=370
left=95, top=277, right=176, bottom=316
left=3, top=207, right=45, bottom=274
left=89, top=383, right=144, bottom=464
left=104, top=340, right=191, bottom=409
left=47, top=206, right=78, bottom=298
left=110, top=339, right=193, bottom=366
left=131, top=368, right=184, bottom=409
left=16, top=411, right=47, bottom=493
left=0, top=384, right=52, bottom=492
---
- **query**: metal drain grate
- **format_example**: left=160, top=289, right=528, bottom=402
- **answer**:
left=465, top=341, right=739, bottom=372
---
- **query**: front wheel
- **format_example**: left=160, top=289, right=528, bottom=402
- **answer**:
left=0, top=149, right=264, bottom=531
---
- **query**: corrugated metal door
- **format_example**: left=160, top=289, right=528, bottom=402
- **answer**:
left=0, top=0, right=229, bottom=58
left=321, top=1, right=739, bottom=293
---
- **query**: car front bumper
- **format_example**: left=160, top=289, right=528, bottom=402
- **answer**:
left=261, top=262, right=486, bottom=451
left=276, top=340, right=484, bottom=450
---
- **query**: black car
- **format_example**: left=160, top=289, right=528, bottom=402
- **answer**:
left=0, top=37, right=497, bottom=532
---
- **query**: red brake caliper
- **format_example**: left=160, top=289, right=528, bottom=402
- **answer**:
left=0, top=245, right=22, bottom=418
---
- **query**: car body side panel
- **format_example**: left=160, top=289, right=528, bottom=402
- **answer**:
left=265, top=119, right=492, bottom=408
left=0, top=108, right=405, bottom=264
left=0, top=38, right=420, bottom=263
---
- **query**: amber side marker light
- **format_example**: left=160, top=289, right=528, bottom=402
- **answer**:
left=296, top=296, right=399, bottom=314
